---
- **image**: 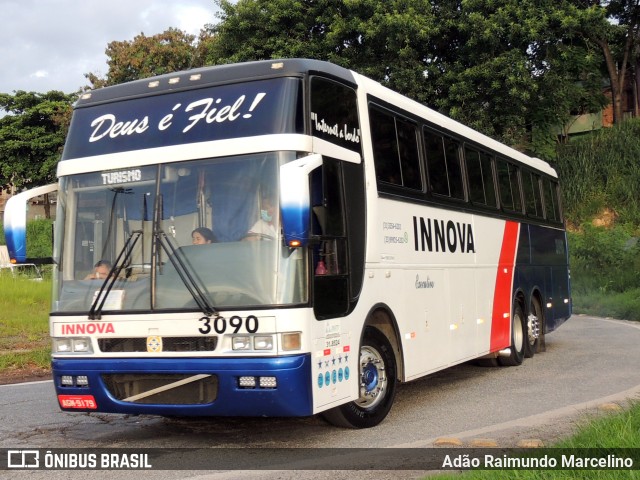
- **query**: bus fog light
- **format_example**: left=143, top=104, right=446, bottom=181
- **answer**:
left=232, top=336, right=251, bottom=350
left=282, top=332, right=301, bottom=351
left=238, top=376, right=256, bottom=388
left=76, top=375, right=89, bottom=386
left=254, top=336, right=274, bottom=350
left=259, top=376, right=277, bottom=388
left=61, top=375, right=73, bottom=386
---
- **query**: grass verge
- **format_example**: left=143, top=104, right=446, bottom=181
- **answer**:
left=0, top=274, right=51, bottom=371
left=433, top=401, right=640, bottom=479
left=572, top=289, right=640, bottom=321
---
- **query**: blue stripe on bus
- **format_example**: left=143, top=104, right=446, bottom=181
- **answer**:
left=52, top=354, right=313, bottom=417
left=5, top=225, right=27, bottom=263
left=280, top=204, right=311, bottom=246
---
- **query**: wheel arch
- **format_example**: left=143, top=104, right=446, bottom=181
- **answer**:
left=528, top=287, right=545, bottom=318
left=513, top=288, right=526, bottom=313
left=362, top=303, right=405, bottom=382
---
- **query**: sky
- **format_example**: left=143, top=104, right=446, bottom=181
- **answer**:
left=0, top=0, right=221, bottom=95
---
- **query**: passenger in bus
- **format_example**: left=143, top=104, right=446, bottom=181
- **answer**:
left=84, top=260, right=113, bottom=280
left=244, top=194, right=277, bottom=240
left=192, top=227, right=217, bottom=245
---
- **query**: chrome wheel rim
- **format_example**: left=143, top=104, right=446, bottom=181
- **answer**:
left=357, top=345, right=387, bottom=409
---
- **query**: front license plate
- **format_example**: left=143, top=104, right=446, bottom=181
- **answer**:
left=58, top=394, right=97, bottom=409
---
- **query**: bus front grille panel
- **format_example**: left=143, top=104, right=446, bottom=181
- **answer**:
left=98, top=336, right=217, bottom=353
left=102, top=374, right=218, bottom=404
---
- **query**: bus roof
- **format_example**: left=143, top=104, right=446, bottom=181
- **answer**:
left=75, top=58, right=357, bottom=107
left=353, top=72, right=558, bottom=177
left=75, top=58, right=556, bottom=177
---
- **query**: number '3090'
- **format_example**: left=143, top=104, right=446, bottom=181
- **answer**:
left=198, top=315, right=259, bottom=335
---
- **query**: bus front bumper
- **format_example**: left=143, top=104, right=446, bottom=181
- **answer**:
left=52, top=354, right=313, bottom=417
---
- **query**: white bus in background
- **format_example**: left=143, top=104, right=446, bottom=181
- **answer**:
left=4, top=59, right=571, bottom=428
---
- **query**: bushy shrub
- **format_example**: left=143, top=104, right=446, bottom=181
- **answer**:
left=25, top=219, right=53, bottom=258
left=556, top=119, right=640, bottom=225
left=569, top=223, right=640, bottom=294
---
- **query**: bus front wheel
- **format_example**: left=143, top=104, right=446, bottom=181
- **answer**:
left=322, top=327, right=397, bottom=428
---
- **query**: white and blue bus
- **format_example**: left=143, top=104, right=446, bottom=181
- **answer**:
left=4, top=59, right=571, bottom=428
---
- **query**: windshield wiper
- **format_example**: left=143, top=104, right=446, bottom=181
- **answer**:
left=149, top=192, right=217, bottom=317
left=88, top=230, right=142, bottom=320
left=154, top=231, right=217, bottom=317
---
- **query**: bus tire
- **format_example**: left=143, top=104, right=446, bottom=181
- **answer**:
left=524, top=297, right=542, bottom=358
left=498, top=303, right=525, bottom=367
left=322, top=326, right=397, bottom=428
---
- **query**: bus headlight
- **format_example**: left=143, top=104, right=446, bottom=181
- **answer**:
left=253, top=336, right=274, bottom=350
left=72, top=338, right=91, bottom=352
left=282, top=332, right=301, bottom=351
left=54, top=338, right=72, bottom=353
left=53, top=338, right=93, bottom=353
left=232, top=336, right=251, bottom=350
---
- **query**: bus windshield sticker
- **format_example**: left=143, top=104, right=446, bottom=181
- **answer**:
left=87, top=93, right=266, bottom=141
left=91, top=289, right=125, bottom=310
left=101, top=169, right=142, bottom=185
left=62, top=78, right=302, bottom=159
left=310, top=112, right=360, bottom=146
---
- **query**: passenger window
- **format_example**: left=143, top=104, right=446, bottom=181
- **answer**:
left=424, top=128, right=464, bottom=200
left=523, top=171, right=543, bottom=217
left=424, top=130, right=448, bottom=196
left=396, top=118, right=422, bottom=190
left=543, top=178, right=562, bottom=222
left=497, top=160, right=522, bottom=212
left=370, top=106, right=422, bottom=190
left=465, top=147, right=497, bottom=207
left=370, top=108, right=400, bottom=185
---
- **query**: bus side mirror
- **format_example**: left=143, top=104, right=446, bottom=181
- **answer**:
left=279, top=154, right=323, bottom=247
left=3, top=183, right=58, bottom=263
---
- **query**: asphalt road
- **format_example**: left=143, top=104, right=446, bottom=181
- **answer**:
left=2, top=315, right=640, bottom=479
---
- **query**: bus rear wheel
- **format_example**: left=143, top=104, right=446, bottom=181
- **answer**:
left=524, top=298, right=542, bottom=358
left=498, top=303, right=525, bottom=367
left=322, top=326, right=397, bottom=428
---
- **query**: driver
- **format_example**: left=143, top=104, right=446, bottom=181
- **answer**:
left=244, top=193, right=277, bottom=240
left=85, top=260, right=113, bottom=280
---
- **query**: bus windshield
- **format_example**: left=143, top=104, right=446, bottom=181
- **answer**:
left=52, top=152, right=308, bottom=313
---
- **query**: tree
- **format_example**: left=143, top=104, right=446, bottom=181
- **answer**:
left=210, top=0, right=444, bottom=103
left=208, top=0, right=606, bottom=150
left=573, top=0, right=640, bottom=124
left=437, top=0, right=607, bottom=148
left=0, top=91, right=74, bottom=216
left=86, top=28, right=211, bottom=88
left=210, top=0, right=338, bottom=64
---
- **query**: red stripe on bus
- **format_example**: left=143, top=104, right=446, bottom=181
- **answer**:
left=490, top=221, right=520, bottom=352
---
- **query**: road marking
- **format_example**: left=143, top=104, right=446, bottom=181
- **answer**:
left=0, top=379, right=52, bottom=388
